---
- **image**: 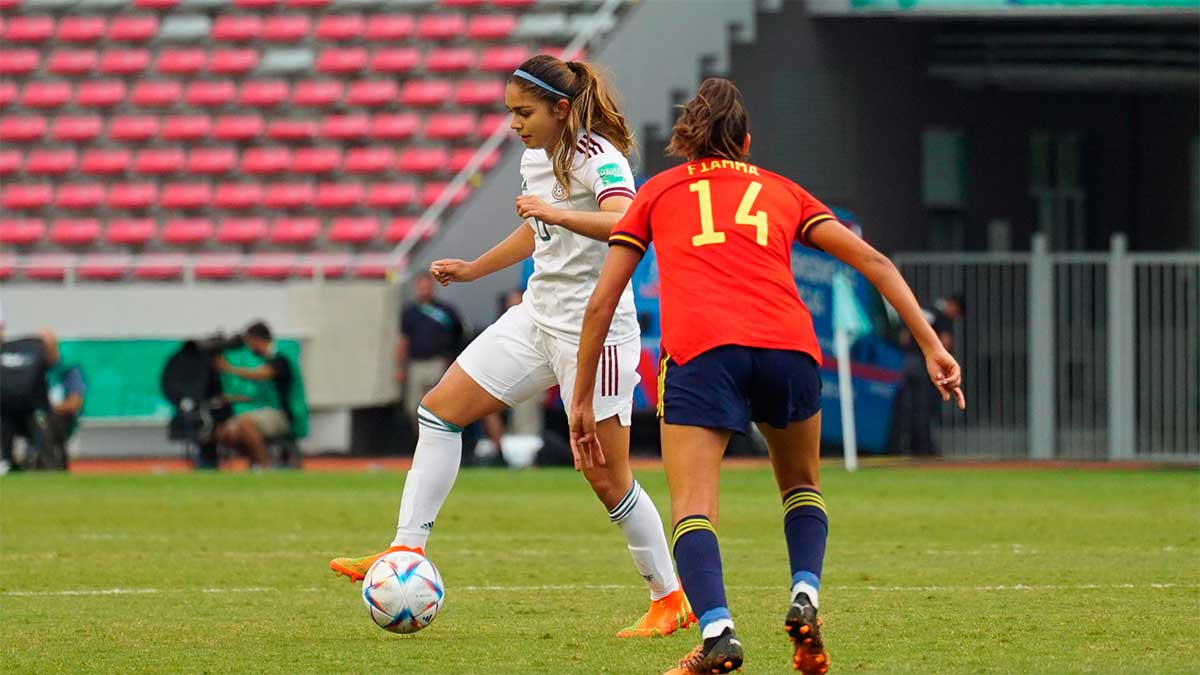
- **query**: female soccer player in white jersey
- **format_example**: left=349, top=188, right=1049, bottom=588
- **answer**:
left=329, top=55, right=695, bottom=638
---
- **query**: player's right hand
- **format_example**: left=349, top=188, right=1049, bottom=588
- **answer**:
left=568, top=401, right=606, bottom=472
left=926, top=349, right=966, bottom=410
left=429, top=259, right=476, bottom=286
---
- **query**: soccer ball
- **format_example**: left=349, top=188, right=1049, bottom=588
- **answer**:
left=361, top=551, right=445, bottom=634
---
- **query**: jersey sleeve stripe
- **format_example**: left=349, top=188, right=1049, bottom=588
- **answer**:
left=609, top=233, right=647, bottom=253
left=798, top=213, right=836, bottom=246
left=597, top=187, right=636, bottom=205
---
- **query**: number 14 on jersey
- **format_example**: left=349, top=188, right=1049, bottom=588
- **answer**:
left=689, top=179, right=769, bottom=248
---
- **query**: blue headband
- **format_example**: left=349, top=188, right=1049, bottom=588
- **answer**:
left=512, top=69, right=572, bottom=99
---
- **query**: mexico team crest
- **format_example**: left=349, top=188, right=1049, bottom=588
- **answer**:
left=552, top=181, right=567, bottom=201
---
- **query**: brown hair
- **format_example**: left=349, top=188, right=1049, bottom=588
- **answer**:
left=509, top=55, right=634, bottom=193
left=666, top=77, right=749, bottom=162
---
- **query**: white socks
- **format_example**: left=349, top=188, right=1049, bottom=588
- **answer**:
left=702, top=619, right=735, bottom=640
left=609, top=480, right=680, bottom=601
left=392, top=406, right=463, bottom=550
left=792, top=580, right=820, bottom=609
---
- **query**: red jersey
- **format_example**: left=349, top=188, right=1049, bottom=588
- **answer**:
left=609, top=158, right=835, bottom=366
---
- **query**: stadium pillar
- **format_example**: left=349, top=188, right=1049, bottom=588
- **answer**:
left=1028, top=233, right=1055, bottom=459
left=1107, top=234, right=1136, bottom=460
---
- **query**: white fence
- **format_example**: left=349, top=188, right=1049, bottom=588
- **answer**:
left=895, top=233, right=1199, bottom=462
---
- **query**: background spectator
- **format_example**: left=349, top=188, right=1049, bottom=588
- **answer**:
left=215, top=321, right=296, bottom=469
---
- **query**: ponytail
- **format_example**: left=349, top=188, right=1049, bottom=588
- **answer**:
left=666, top=77, right=749, bottom=163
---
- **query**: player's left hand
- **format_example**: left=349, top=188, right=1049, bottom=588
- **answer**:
left=516, top=195, right=563, bottom=225
left=568, top=402, right=606, bottom=471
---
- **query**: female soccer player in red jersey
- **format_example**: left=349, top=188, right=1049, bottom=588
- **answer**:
left=569, top=78, right=966, bottom=675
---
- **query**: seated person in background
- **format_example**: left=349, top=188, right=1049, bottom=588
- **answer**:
left=45, top=358, right=86, bottom=469
left=214, top=321, right=295, bottom=468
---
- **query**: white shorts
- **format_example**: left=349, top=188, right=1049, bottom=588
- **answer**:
left=457, top=304, right=640, bottom=426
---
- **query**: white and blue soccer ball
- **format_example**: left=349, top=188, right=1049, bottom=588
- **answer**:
left=361, top=551, right=445, bottom=634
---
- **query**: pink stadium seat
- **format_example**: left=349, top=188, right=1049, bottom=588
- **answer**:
left=134, top=253, right=185, bottom=280
left=106, top=218, right=157, bottom=246
left=135, top=0, right=180, bottom=8
left=132, top=80, right=183, bottom=107
left=0, top=115, right=47, bottom=142
left=364, top=15, right=413, bottom=41
left=194, top=253, right=242, bottom=280
left=76, top=80, right=127, bottom=108
left=366, top=182, right=416, bottom=208
left=100, top=49, right=151, bottom=75
left=21, top=81, right=72, bottom=109
left=426, top=47, right=476, bottom=73
left=420, top=181, right=469, bottom=208
left=240, top=80, right=289, bottom=107
left=450, top=147, right=501, bottom=172
left=162, top=218, right=214, bottom=245
left=490, top=0, right=536, bottom=8
left=7, top=16, right=55, bottom=43
left=264, top=183, right=314, bottom=209
left=344, top=147, right=396, bottom=174
left=292, top=80, right=345, bottom=107
left=323, top=114, right=370, bottom=140
left=81, top=148, right=132, bottom=175
left=397, top=147, right=448, bottom=174
left=317, top=47, right=367, bottom=74
left=416, top=14, right=466, bottom=41
left=108, top=15, right=158, bottom=42
left=314, top=182, right=363, bottom=209
left=186, top=147, right=237, bottom=175
left=135, top=147, right=186, bottom=175
left=0, top=253, right=13, bottom=281
left=467, top=14, right=516, bottom=40
left=425, top=113, right=476, bottom=140
left=209, top=49, right=259, bottom=74
left=477, top=113, right=508, bottom=138
left=293, top=147, right=342, bottom=174
left=108, top=182, right=159, bottom=210
left=216, top=217, right=268, bottom=245
left=157, top=48, right=206, bottom=75
left=455, top=80, right=505, bottom=106
left=328, top=216, right=380, bottom=244
left=0, top=83, right=15, bottom=108
left=287, top=0, right=329, bottom=8
left=78, top=254, right=130, bottom=281
left=263, top=15, right=311, bottom=42
left=52, top=115, right=101, bottom=142
left=212, top=15, right=262, bottom=42
left=27, top=148, right=78, bottom=176
left=351, top=252, right=399, bottom=280
left=479, top=45, right=529, bottom=72
left=347, top=80, right=398, bottom=107
left=161, top=183, right=212, bottom=210
left=233, top=0, right=277, bottom=7
left=57, top=16, right=105, bottom=43
left=213, top=114, right=263, bottom=140
left=47, top=49, right=99, bottom=75
left=241, top=147, right=292, bottom=175
left=0, top=49, right=39, bottom=75
left=440, top=0, right=482, bottom=6
left=369, top=48, right=421, bottom=74
left=245, top=252, right=297, bottom=280
left=400, top=80, right=452, bottom=107
left=383, top=217, right=428, bottom=243
left=214, top=182, right=263, bottom=210
left=50, top=218, right=101, bottom=246
left=315, top=14, right=364, bottom=40
left=109, top=115, right=159, bottom=142
left=0, top=150, right=19, bottom=176
left=186, top=80, right=236, bottom=107
left=57, top=183, right=106, bottom=211
left=296, top=252, right=350, bottom=279
left=270, top=216, right=320, bottom=244
left=24, top=254, right=72, bottom=281
left=161, top=115, right=212, bottom=141
left=2, top=184, right=53, bottom=211
left=0, top=219, right=46, bottom=245
left=266, top=119, right=317, bottom=141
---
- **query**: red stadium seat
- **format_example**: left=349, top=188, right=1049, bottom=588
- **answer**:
left=400, top=80, right=451, bottom=107
left=233, top=0, right=277, bottom=7
left=270, top=216, right=319, bottom=244
left=0, top=83, right=15, bottom=108
left=76, top=80, right=127, bottom=109
left=397, top=147, right=448, bottom=174
left=266, top=119, right=317, bottom=141
left=450, top=147, right=501, bottom=172
left=467, top=14, right=516, bottom=40
left=0, top=49, right=39, bottom=75
left=100, top=49, right=150, bottom=75
left=0, top=150, right=19, bottom=176
left=455, top=80, right=505, bottom=106
left=161, top=115, right=212, bottom=141
left=366, top=182, right=416, bottom=208
left=106, top=218, right=157, bottom=246
left=0, top=219, right=46, bottom=245
left=383, top=217, right=429, bottom=243
left=51, top=115, right=101, bottom=142
left=241, top=147, right=292, bottom=175
left=161, top=183, right=212, bottom=210
left=108, top=183, right=159, bottom=210
left=263, top=15, right=311, bottom=42
left=209, top=49, right=258, bottom=74
left=426, top=47, right=476, bottom=73
left=134, top=147, right=185, bottom=175
left=134, top=253, right=185, bottom=280
left=315, top=14, right=364, bottom=41
left=292, top=80, right=345, bottom=108
left=347, top=80, right=398, bottom=107
left=416, top=14, right=465, bottom=41
left=297, top=252, right=350, bottom=279
left=420, top=181, right=469, bottom=208
left=440, top=0, right=482, bottom=6
left=369, top=48, right=420, bottom=74
left=491, top=0, right=536, bottom=8
left=46, top=49, right=97, bottom=75
left=245, top=252, right=297, bottom=280
left=317, top=47, right=367, bottom=74
left=109, top=115, right=159, bottom=142
left=108, top=15, right=158, bottom=42
left=213, top=114, right=263, bottom=140
left=157, top=48, right=206, bottom=75
left=186, top=80, right=236, bottom=107
left=240, top=80, right=289, bottom=107
left=344, top=147, right=396, bottom=174
left=27, top=148, right=78, bottom=176
left=425, top=113, right=476, bottom=140
left=263, top=183, right=314, bottom=209
left=162, top=218, right=213, bottom=244
left=7, top=16, right=55, bottom=43
left=287, top=0, right=329, bottom=8
left=134, top=0, right=179, bottom=8
left=216, top=217, right=268, bottom=245
left=56, top=183, right=106, bottom=211
left=477, top=112, right=508, bottom=138
left=351, top=252, right=399, bottom=280
left=21, top=81, right=72, bottom=109
left=328, top=216, right=379, bottom=244
left=194, top=253, right=242, bottom=280
left=214, top=182, right=263, bottom=210
left=56, top=16, right=105, bottom=43
left=50, top=218, right=101, bottom=246
left=2, top=184, right=53, bottom=211
left=81, top=148, right=132, bottom=175
left=364, top=15, right=413, bottom=41
left=479, top=45, right=529, bottom=72
left=0, top=115, right=47, bottom=142
left=323, top=114, right=370, bottom=140
left=132, top=80, right=183, bottom=107
left=78, top=254, right=130, bottom=281
left=293, top=147, right=342, bottom=174
left=186, top=147, right=236, bottom=175
left=314, top=182, right=364, bottom=209
left=24, top=254, right=72, bottom=281
left=212, top=15, right=262, bottom=42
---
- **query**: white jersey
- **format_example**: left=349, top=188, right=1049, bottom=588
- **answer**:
left=520, top=132, right=640, bottom=345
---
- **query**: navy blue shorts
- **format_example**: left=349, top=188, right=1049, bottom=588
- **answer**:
left=658, top=345, right=822, bottom=432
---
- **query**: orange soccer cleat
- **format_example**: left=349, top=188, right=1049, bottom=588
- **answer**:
left=663, top=628, right=744, bottom=675
left=616, top=588, right=697, bottom=638
left=328, top=545, right=425, bottom=582
left=786, top=592, right=830, bottom=674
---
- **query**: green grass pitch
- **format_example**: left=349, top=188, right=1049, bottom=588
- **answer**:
left=1, top=465, right=1197, bottom=674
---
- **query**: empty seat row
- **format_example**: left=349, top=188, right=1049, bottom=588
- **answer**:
left=0, top=251, right=408, bottom=282
left=0, top=0, right=546, bottom=10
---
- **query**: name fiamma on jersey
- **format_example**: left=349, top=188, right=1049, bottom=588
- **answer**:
left=687, top=159, right=761, bottom=176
